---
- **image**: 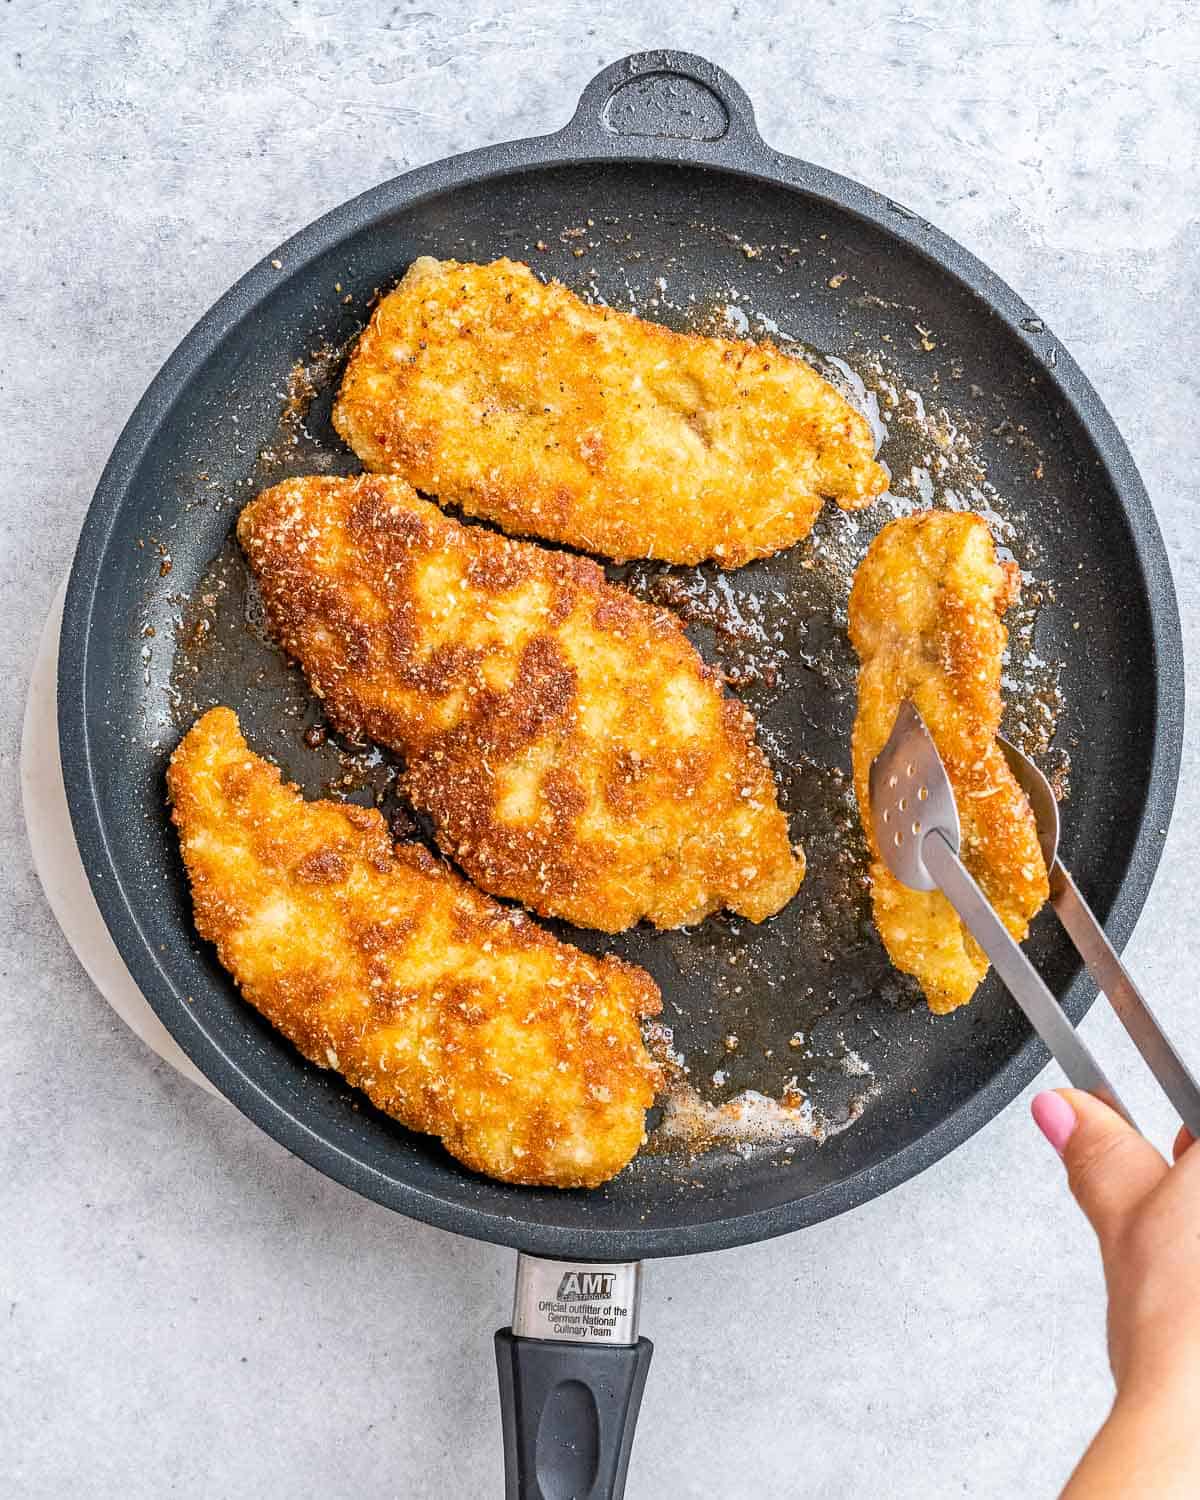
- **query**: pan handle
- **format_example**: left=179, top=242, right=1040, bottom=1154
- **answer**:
left=495, top=1255, right=652, bottom=1500
left=559, top=50, right=765, bottom=157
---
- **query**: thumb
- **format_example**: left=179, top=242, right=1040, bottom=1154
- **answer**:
left=1032, top=1089, right=1168, bottom=1252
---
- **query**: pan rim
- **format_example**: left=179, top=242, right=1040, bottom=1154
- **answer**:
left=58, top=103, right=1185, bottom=1260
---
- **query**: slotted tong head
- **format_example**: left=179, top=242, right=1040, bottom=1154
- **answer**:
left=872, top=701, right=1200, bottom=1133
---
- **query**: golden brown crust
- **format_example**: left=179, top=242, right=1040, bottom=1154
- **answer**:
left=848, top=511, right=1049, bottom=1013
left=167, top=708, right=661, bottom=1188
left=332, top=256, right=888, bottom=567
left=237, top=475, right=804, bottom=932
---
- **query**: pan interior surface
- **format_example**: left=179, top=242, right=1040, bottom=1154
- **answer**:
left=65, top=157, right=1172, bottom=1256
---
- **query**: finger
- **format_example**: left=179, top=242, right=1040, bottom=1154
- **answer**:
left=1032, top=1089, right=1168, bottom=1251
left=1173, top=1125, right=1195, bottom=1163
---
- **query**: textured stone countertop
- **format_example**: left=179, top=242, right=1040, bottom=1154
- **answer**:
left=4, top=4, right=1198, bottom=1496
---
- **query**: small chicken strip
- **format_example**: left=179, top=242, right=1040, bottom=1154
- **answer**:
left=168, top=708, right=661, bottom=1188
left=848, top=511, right=1049, bottom=1013
left=237, top=475, right=804, bottom=932
left=332, top=256, right=887, bottom=567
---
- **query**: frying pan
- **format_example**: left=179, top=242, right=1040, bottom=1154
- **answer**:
left=59, top=50, right=1183, bottom=1499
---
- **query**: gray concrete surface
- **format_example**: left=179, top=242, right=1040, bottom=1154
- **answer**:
left=4, top=3, right=1199, bottom=1495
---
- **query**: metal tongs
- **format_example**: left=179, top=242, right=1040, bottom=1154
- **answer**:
left=871, top=701, right=1200, bottom=1134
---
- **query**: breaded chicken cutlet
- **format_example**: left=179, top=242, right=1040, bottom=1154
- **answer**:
left=168, top=708, right=661, bottom=1188
left=848, top=511, right=1049, bottom=1013
left=237, top=474, right=804, bottom=933
left=332, top=256, right=888, bottom=568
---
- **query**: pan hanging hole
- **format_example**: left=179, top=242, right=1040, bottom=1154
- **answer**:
left=887, top=774, right=898, bottom=789
left=893, top=831, right=903, bottom=847
left=911, top=820, right=921, bottom=835
left=917, top=786, right=929, bottom=802
left=882, top=808, right=890, bottom=823
left=898, top=796, right=907, bottom=812
left=905, top=763, right=915, bottom=777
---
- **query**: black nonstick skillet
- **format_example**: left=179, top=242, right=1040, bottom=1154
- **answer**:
left=59, top=51, right=1183, bottom=1499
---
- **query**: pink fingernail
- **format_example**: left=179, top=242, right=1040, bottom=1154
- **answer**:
left=1032, top=1091, right=1077, bottom=1156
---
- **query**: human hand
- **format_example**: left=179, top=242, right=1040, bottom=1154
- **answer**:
left=1032, top=1089, right=1200, bottom=1395
left=1033, top=1089, right=1200, bottom=1498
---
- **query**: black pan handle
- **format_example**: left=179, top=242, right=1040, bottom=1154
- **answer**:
left=495, top=1256, right=652, bottom=1500
left=559, top=50, right=765, bottom=157
left=495, top=1332, right=653, bottom=1500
